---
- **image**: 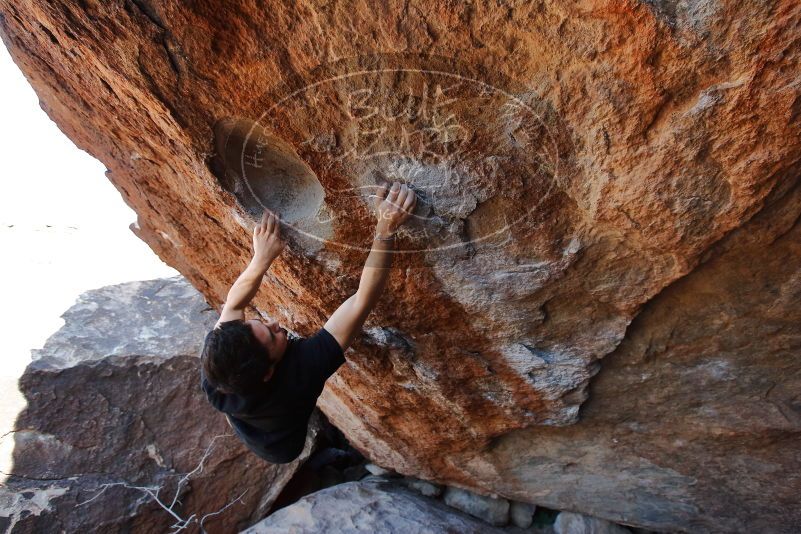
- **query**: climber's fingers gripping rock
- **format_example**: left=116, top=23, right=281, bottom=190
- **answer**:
left=253, top=208, right=286, bottom=264
left=375, top=181, right=417, bottom=235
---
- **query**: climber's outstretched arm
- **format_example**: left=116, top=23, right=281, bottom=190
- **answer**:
left=215, top=209, right=286, bottom=328
left=325, top=182, right=417, bottom=352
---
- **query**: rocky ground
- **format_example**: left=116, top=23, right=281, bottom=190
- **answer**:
left=255, top=469, right=641, bottom=534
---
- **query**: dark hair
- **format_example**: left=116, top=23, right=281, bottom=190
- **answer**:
left=201, top=319, right=273, bottom=396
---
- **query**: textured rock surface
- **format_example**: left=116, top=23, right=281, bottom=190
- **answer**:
left=443, top=486, right=510, bottom=526
left=510, top=501, right=537, bottom=529
left=554, top=512, right=631, bottom=534
left=402, top=477, right=444, bottom=498
left=446, top=175, right=801, bottom=533
left=242, top=478, right=508, bottom=534
left=1, top=1, right=800, bottom=531
left=0, top=277, right=315, bottom=533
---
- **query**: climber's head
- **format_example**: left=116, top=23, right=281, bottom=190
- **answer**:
left=200, top=318, right=288, bottom=395
left=246, top=317, right=289, bottom=367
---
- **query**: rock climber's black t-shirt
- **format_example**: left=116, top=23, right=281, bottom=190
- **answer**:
left=200, top=327, right=345, bottom=464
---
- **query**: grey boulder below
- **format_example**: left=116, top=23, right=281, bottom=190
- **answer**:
left=0, top=277, right=315, bottom=533
left=554, top=512, right=631, bottom=534
left=242, top=478, right=508, bottom=534
left=442, top=486, right=510, bottom=526
left=510, top=501, right=536, bottom=529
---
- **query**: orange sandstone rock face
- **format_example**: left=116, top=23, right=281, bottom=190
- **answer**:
left=1, top=1, right=799, bottom=531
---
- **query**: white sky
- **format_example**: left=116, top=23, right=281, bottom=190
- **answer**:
left=0, top=42, right=178, bottom=476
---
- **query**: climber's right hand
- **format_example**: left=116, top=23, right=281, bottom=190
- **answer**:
left=253, top=208, right=285, bottom=266
left=373, top=181, right=417, bottom=237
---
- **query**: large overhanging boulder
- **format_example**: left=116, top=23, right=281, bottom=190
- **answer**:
left=1, top=1, right=799, bottom=531
left=0, top=277, right=316, bottom=532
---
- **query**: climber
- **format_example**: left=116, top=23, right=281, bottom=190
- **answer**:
left=199, top=181, right=417, bottom=464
